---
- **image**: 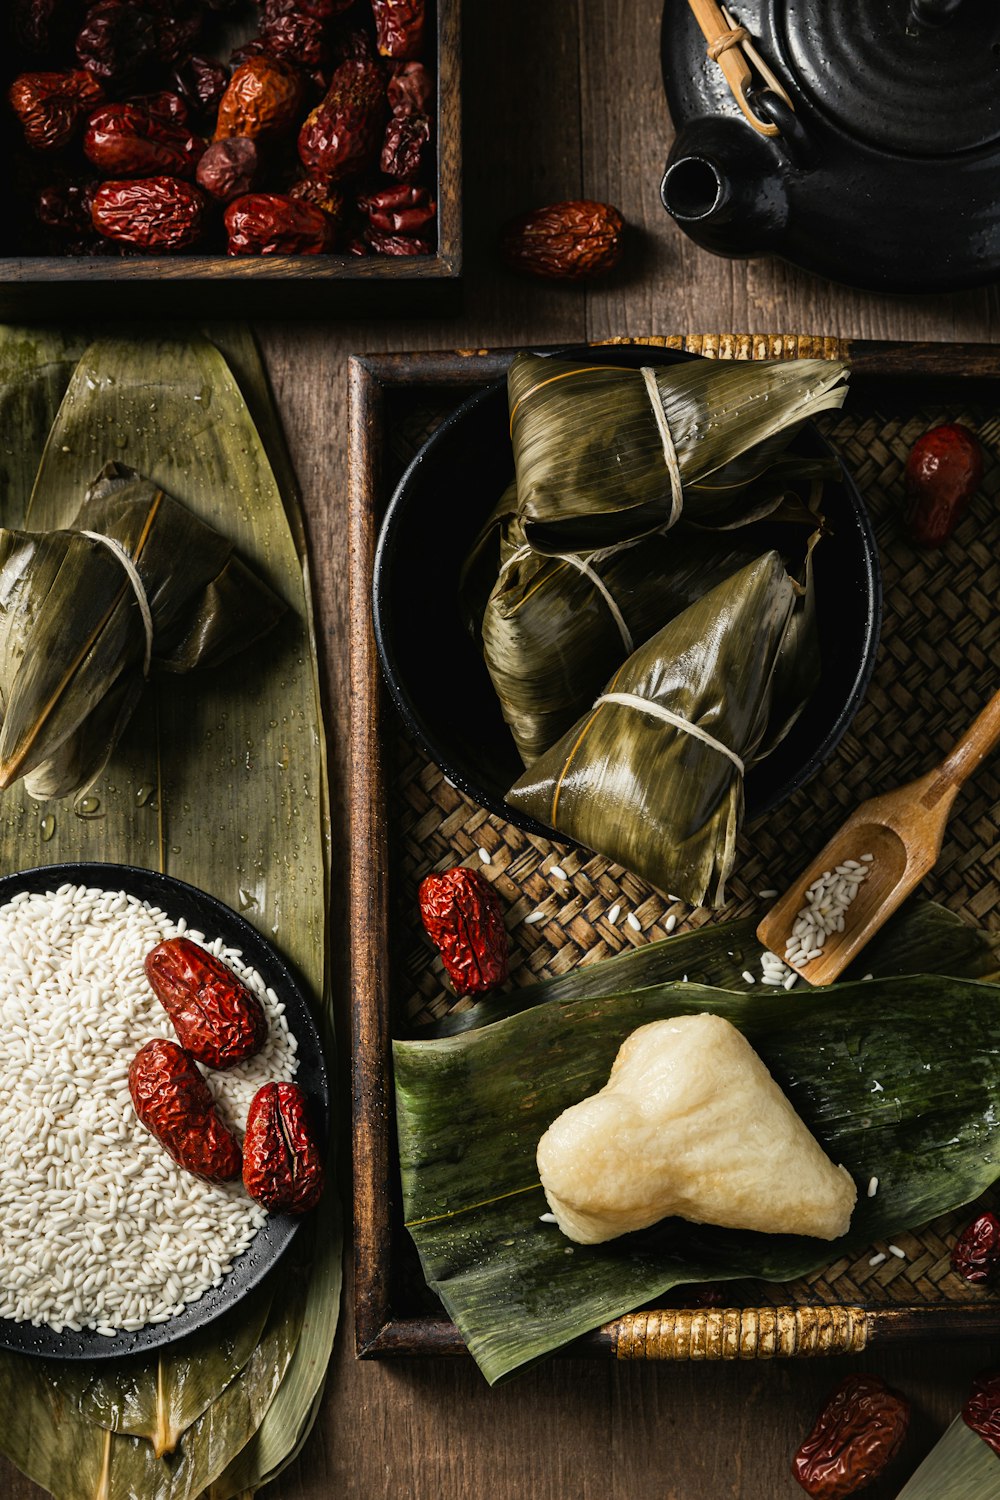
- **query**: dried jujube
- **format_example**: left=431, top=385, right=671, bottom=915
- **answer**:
left=963, top=1370, right=1000, bottom=1459
left=145, top=937, right=268, bottom=1069
left=9, top=70, right=104, bottom=152
left=366, top=228, right=432, bottom=254
left=214, top=55, right=304, bottom=142
left=297, top=57, right=386, bottom=181
left=418, top=866, right=509, bottom=995
left=502, top=200, right=626, bottom=282
left=243, top=1081, right=324, bottom=1213
left=904, top=422, right=984, bottom=548
left=381, top=112, right=430, bottom=180
left=225, top=193, right=332, bottom=254
left=951, top=1210, right=1000, bottom=1284
left=84, top=103, right=206, bottom=180
left=92, top=176, right=208, bottom=249
left=792, top=1375, right=910, bottom=1498
left=36, top=181, right=99, bottom=235
left=197, top=138, right=260, bottom=202
left=387, top=60, right=433, bottom=117
left=129, top=1038, right=242, bottom=1183
left=76, top=1, right=157, bottom=82
left=362, top=182, right=435, bottom=234
left=372, top=0, right=425, bottom=59
left=170, top=54, right=229, bottom=118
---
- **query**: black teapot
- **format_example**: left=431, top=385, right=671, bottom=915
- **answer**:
left=660, top=0, right=1000, bottom=292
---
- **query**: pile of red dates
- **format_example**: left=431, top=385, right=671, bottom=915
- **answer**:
left=7, top=0, right=436, bottom=257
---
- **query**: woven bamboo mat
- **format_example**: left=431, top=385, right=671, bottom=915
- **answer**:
left=386, top=340, right=1000, bottom=1312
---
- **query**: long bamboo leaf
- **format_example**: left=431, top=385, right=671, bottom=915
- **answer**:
left=0, top=328, right=338, bottom=1499
left=396, top=975, right=1000, bottom=1383
left=436, top=898, right=1000, bottom=1035
left=0, top=1266, right=307, bottom=1500
left=55, top=1288, right=273, bottom=1455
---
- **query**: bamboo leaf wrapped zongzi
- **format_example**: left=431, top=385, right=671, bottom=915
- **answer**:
left=0, top=461, right=286, bottom=801
left=506, top=552, right=813, bottom=906
left=508, top=352, right=848, bottom=552
left=480, top=518, right=793, bottom=765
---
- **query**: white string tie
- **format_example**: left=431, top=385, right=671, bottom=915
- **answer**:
left=80, top=531, right=154, bottom=677
left=497, top=544, right=634, bottom=656
left=641, top=366, right=684, bottom=527
left=595, top=691, right=744, bottom=776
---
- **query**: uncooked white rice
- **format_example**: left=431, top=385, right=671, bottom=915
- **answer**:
left=0, top=884, right=297, bottom=1336
left=784, top=858, right=872, bottom=968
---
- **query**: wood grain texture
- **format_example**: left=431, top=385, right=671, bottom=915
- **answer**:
left=4, top=0, right=1000, bottom=1495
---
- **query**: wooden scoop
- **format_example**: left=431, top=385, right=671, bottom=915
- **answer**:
left=757, top=687, right=1000, bottom=986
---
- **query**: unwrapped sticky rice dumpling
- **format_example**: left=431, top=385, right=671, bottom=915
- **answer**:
left=537, top=1014, right=857, bottom=1245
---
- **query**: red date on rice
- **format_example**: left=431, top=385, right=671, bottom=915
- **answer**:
left=129, top=1038, right=242, bottom=1182
left=145, top=937, right=268, bottom=1069
left=243, top=1081, right=324, bottom=1213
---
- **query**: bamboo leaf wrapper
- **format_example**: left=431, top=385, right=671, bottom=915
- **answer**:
left=508, top=352, right=848, bottom=552
left=507, top=552, right=809, bottom=905
left=396, top=975, right=1000, bottom=1384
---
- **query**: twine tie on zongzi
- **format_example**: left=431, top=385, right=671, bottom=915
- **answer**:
left=499, top=544, right=636, bottom=656
left=595, top=691, right=745, bottom=775
left=80, top=531, right=154, bottom=677
left=640, top=368, right=684, bottom=527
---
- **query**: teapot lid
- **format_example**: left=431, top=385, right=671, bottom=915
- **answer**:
left=780, top=0, right=1000, bottom=155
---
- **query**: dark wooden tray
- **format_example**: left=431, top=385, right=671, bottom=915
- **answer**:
left=348, top=336, right=1000, bottom=1362
left=0, top=0, right=461, bottom=320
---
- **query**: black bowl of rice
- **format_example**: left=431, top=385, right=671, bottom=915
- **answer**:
left=0, top=863, right=328, bottom=1360
left=373, top=344, right=882, bottom=839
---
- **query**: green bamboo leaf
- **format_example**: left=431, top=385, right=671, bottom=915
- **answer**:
left=396, top=975, right=1000, bottom=1384
left=0, top=1265, right=307, bottom=1500
left=437, top=898, right=1000, bottom=1035
left=0, top=327, right=338, bottom=1499
left=507, top=553, right=813, bottom=906
left=509, top=352, right=848, bottom=553
left=55, top=1288, right=273, bottom=1456
left=203, top=1189, right=342, bottom=1498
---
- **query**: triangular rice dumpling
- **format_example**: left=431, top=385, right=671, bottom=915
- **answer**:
left=0, top=462, right=286, bottom=800
left=537, top=1014, right=857, bottom=1244
left=505, top=552, right=807, bottom=906
left=508, top=352, right=848, bottom=552
left=480, top=521, right=766, bottom=765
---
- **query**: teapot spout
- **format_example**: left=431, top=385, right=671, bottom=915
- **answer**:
left=661, top=122, right=789, bottom=257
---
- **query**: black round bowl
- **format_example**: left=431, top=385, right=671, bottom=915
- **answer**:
left=373, top=345, right=882, bottom=836
left=0, top=863, right=328, bottom=1361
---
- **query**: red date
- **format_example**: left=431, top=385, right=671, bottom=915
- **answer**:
left=387, top=60, right=433, bottom=117
left=225, top=192, right=332, bottom=254
left=243, top=1081, right=324, bottom=1213
left=904, top=423, right=983, bottom=548
left=297, top=58, right=386, bottom=181
left=214, top=56, right=304, bottom=143
left=9, top=70, right=104, bottom=152
left=792, top=1376, right=909, bottom=1498
left=76, top=1, right=157, bottom=82
left=170, top=54, right=229, bottom=119
left=502, top=200, right=626, bottom=282
left=129, top=1038, right=242, bottom=1183
left=84, top=104, right=205, bottom=180
left=197, top=138, right=259, bottom=202
left=418, top=866, right=509, bottom=996
left=951, top=1211, right=1000, bottom=1284
left=362, top=182, right=435, bottom=234
left=145, top=937, right=268, bottom=1069
left=92, top=176, right=208, bottom=249
left=380, top=111, right=430, bottom=180
left=963, top=1370, right=1000, bottom=1460
left=372, top=0, right=425, bottom=59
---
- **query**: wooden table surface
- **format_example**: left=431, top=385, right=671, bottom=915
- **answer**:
left=6, top=2, right=1000, bottom=1497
